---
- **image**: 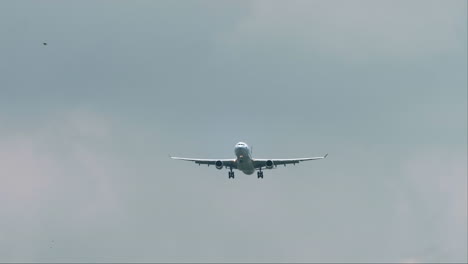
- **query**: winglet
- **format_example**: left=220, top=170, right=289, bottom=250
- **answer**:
left=324, top=153, right=328, bottom=158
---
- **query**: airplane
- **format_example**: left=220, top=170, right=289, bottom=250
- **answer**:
left=170, top=142, right=328, bottom=179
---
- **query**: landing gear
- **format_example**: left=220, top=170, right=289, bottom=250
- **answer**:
left=228, top=167, right=234, bottom=179
left=257, top=169, right=264, bottom=179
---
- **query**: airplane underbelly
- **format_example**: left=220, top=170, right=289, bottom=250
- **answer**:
left=237, top=158, right=255, bottom=175
left=235, top=147, right=255, bottom=175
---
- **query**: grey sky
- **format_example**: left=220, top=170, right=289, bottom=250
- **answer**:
left=0, top=0, right=466, bottom=262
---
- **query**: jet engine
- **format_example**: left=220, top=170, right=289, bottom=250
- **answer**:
left=215, top=160, right=223, bottom=170
left=265, top=160, right=274, bottom=169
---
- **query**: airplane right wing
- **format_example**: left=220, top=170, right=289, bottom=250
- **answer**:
left=170, top=156, right=237, bottom=169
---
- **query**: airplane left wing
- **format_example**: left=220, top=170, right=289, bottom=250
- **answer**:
left=170, top=156, right=237, bottom=169
left=253, top=154, right=328, bottom=169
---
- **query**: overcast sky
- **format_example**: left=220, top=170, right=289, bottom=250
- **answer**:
left=0, top=0, right=466, bottom=263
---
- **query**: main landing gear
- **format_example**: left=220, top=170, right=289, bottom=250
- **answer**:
left=228, top=167, right=234, bottom=179
left=257, top=169, right=264, bottom=179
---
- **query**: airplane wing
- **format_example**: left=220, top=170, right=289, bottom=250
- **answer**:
left=170, top=156, right=237, bottom=169
left=253, top=154, right=328, bottom=169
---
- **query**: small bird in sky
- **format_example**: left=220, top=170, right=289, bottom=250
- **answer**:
left=43, top=42, right=47, bottom=46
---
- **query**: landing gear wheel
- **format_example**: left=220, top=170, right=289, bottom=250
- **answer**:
left=228, top=171, right=235, bottom=179
left=257, top=171, right=264, bottom=179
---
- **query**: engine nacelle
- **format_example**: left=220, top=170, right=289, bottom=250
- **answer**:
left=215, top=160, right=223, bottom=170
left=265, top=160, right=274, bottom=169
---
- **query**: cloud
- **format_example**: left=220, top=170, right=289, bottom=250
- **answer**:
left=393, top=148, right=467, bottom=262
left=0, top=1, right=465, bottom=262
left=1, top=108, right=121, bottom=210
left=400, top=258, right=421, bottom=264
left=219, top=0, right=466, bottom=62
left=0, top=109, right=125, bottom=261
left=0, top=111, right=466, bottom=262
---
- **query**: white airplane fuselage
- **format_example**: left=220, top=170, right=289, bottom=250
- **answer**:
left=234, top=142, right=255, bottom=175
